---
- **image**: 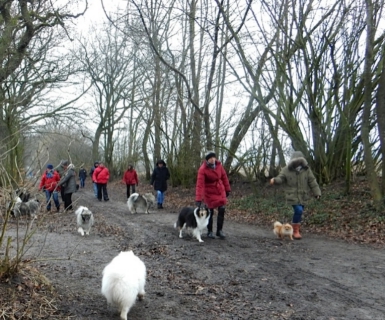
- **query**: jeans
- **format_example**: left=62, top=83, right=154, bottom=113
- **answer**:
left=157, top=190, right=164, bottom=204
left=126, top=184, right=136, bottom=198
left=45, top=190, right=60, bottom=210
left=292, top=204, right=304, bottom=223
left=80, top=178, right=86, bottom=188
left=93, top=182, right=98, bottom=198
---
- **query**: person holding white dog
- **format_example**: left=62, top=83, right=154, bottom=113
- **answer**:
left=270, top=150, right=321, bottom=240
left=195, top=151, right=231, bottom=239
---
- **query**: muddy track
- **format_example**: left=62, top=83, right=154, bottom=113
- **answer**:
left=9, top=186, right=385, bottom=320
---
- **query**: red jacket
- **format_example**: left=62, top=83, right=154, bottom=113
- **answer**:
left=123, top=169, right=139, bottom=185
left=93, top=166, right=110, bottom=184
left=39, top=170, right=61, bottom=192
left=195, top=160, right=231, bottom=208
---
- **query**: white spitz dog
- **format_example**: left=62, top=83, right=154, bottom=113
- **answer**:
left=75, top=206, right=94, bottom=236
left=127, top=192, right=156, bottom=214
left=101, top=251, right=146, bottom=320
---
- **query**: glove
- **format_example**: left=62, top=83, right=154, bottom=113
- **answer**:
left=226, top=191, right=230, bottom=198
left=195, top=201, right=202, bottom=208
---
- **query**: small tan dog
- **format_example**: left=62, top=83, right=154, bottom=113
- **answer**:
left=273, top=221, right=293, bottom=240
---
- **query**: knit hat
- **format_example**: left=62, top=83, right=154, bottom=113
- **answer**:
left=47, top=164, right=54, bottom=169
left=205, top=151, right=216, bottom=161
left=94, top=161, right=99, bottom=166
left=290, top=151, right=305, bottom=160
left=61, top=160, right=69, bottom=166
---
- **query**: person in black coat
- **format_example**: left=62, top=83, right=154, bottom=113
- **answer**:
left=79, top=166, right=87, bottom=188
left=150, top=159, right=170, bottom=209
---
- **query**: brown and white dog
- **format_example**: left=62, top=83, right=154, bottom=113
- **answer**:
left=174, top=206, right=210, bottom=243
left=273, top=221, right=293, bottom=240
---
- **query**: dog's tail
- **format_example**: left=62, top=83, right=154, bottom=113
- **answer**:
left=129, top=193, right=140, bottom=202
left=274, top=221, right=282, bottom=227
left=173, top=222, right=177, bottom=229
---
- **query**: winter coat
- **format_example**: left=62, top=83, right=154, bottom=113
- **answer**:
left=150, top=166, right=170, bottom=192
left=39, top=170, right=61, bottom=192
left=273, top=156, right=321, bottom=205
left=56, top=164, right=66, bottom=178
left=58, top=167, right=77, bottom=194
left=79, top=168, right=87, bottom=179
left=93, top=166, right=110, bottom=184
left=195, top=160, right=231, bottom=209
left=123, top=169, right=139, bottom=185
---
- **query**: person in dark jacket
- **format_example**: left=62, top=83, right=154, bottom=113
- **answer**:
left=56, top=160, right=68, bottom=204
left=195, top=151, right=231, bottom=239
left=122, top=164, right=139, bottom=199
left=89, top=161, right=99, bottom=198
left=150, top=159, right=170, bottom=209
left=270, top=151, right=321, bottom=240
left=93, top=161, right=110, bottom=201
left=58, top=163, right=77, bottom=212
left=39, top=164, right=61, bottom=212
left=79, top=166, right=87, bottom=188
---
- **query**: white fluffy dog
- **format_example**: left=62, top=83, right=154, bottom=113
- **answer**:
left=75, top=206, right=94, bottom=236
left=101, top=251, right=146, bottom=320
left=127, top=193, right=156, bottom=214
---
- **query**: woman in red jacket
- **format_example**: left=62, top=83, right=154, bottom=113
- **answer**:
left=92, top=162, right=110, bottom=201
left=195, top=151, right=231, bottom=239
left=122, top=164, right=139, bottom=199
left=39, top=164, right=61, bottom=212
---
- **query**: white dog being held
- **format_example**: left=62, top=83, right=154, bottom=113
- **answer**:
left=75, top=206, right=94, bottom=236
left=127, top=193, right=156, bottom=214
left=101, top=251, right=146, bottom=320
left=174, top=206, right=211, bottom=243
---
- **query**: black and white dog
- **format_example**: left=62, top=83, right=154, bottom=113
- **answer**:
left=174, top=206, right=211, bottom=243
left=75, top=206, right=94, bottom=236
left=127, top=193, right=156, bottom=214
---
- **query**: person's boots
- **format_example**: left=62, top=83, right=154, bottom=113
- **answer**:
left=207, top=209, right=215, bottom=238
left=216, top=207, right=226, bottom=239
left=292, top=223, right=302, bottom=240
left=157, top=203, right=162, bottom=209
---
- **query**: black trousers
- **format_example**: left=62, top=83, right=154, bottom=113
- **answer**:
left=126, top=184, right=136, bottom=198
left=207, top=206, right=225, bottom=232
left=63, top=193, right=73, bottom=211
left=97, top=183, right=109, bottom=201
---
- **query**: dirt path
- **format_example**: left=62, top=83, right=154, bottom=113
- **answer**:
left=13, top=186, right=385, bottom=320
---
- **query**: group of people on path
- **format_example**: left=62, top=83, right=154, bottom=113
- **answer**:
left=38, top=150, right=321, bottom=241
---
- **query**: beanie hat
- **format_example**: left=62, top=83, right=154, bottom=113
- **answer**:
left=205, top=151, right=216, bottom=161
left=47, top=164, right=54, bottom=169
left=94, top=161, right=99, bottom=166
left=290, top=151, right=305, bottom=160
left=61, top=160, right=69, bottom=166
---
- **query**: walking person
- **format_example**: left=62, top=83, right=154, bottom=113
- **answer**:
left=93, top=161, right=110, bottom=201
left=150, top=159, right=170, bottom=209
left=122, top=164, right=139, bottom=199
left=90, top=161, right=99, bottom=198
left=195, top=151, right=231, bottom=239
left=270, top=151, right=321, bottom=240
left=39, top=164, right=61, bottom=213
left=79, top=166, right=87, bottom=188
left=56, top=160, right=68, bottom=204
left=58, top=163, right=77, bottom=212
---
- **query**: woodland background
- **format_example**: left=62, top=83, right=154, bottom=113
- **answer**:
left=0, top=0, right=385, bottom=208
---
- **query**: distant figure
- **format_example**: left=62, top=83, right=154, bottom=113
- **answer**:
left=79, top=166, right=87, bottom=188
left=39, top=164, right=61, bottom=213
left=93, top=161, right=110, bottom=202
left=90, top=161, right=99, bottom=198
left=270, top=151, right=321, bottom=240
left=122, top=164, right=139, bottom=199
left=150, top=159, right=170, bottom=209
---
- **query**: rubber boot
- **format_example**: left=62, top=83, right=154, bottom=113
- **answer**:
left=292, top=223, right=302, bottom=240
left=216, top=207, right=226, bottom=239
left=207, top=209, right=215, bottom=238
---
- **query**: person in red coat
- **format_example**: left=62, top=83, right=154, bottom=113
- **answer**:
left=92, top=162, right=110, bottom=201
left=39, top=164, right=61, bottom=212
left=122, top=164, right=139, bottom=199
left=195, top=151, right=231, bottom=239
